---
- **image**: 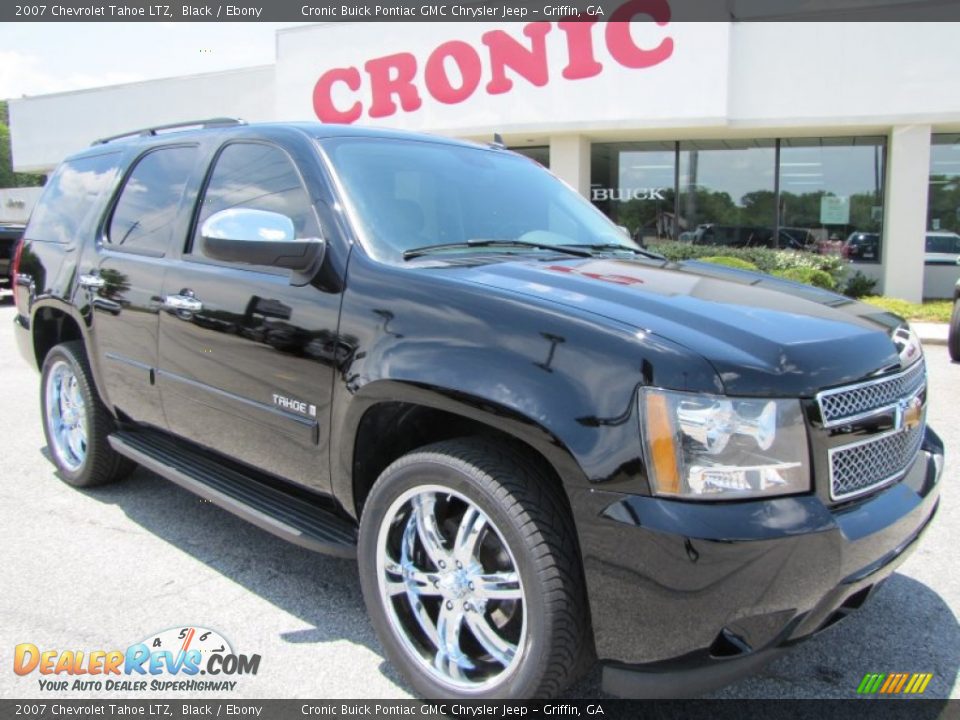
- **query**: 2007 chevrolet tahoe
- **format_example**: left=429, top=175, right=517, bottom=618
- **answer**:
left=12, top=119, right=944, bottom=699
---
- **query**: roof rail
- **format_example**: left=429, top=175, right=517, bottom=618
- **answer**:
left=92, top=117, right=246, bottom=145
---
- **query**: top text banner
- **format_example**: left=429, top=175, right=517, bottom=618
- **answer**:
left=4, top=0, right=960, bottom=22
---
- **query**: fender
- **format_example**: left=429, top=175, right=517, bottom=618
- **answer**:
left=328, top=248, right=723, bottom=515
left=333, top=377, right=591, bottom=518
left=28, top=294, right=118, bottom=417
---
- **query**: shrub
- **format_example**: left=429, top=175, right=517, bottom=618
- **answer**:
left=843, top=271, right=879, bottom=298
left=696, top=256, right=760, bottom=272
left=653, top=241, right=846, bottom=289
left=861, top=297, right=953, bottom=323
left=773, top=267, right=836, bottom=290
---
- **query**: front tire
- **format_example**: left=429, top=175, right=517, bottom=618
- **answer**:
left=358, top=438, right=591, bottom=699
left=949, top=298, right=960, bottom=362
left=40, top=341, right=133, bottom=487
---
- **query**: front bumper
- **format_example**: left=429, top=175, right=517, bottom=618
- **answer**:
left=574, top=427, right=943, bottom=698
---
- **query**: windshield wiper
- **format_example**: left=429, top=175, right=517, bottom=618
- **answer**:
left=402, top=239, right=593, bottom=260
left=561, top=243, right=664, bottom=259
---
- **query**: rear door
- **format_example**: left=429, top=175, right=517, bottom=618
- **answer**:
left=84, top=144, right=200, bottom=428
left=157, top=138, right=344, bottom=493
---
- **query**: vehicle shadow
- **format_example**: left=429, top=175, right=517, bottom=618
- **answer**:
left=71, top=462, right=408, bottom=691
left=705, top=571, right=960, bottom=699
left=74, top=459, right=957, bottom=700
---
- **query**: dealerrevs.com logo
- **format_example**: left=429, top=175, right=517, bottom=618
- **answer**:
left=13, top=626, right=261, bottom=692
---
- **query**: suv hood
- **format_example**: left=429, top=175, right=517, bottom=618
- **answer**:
left=448, top=256, right=913, bottom=397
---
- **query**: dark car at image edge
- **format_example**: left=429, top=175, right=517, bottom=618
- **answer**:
left=0, top=222, right=26, bottom=298
left=11, top=119, right=944, bottom=699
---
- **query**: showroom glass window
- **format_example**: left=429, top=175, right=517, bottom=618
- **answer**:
left=928, top=134, right=960, bottom=234
left=107, top=146, right=197, bottom=256
left=779, top=137, right=886, bottom=261
left=677, top=139, right=776, bottom=248
left=589, top=141, right=676, bottom=244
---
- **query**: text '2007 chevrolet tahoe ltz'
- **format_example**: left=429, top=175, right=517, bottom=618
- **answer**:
left=12, top=119, right=944, bottom=699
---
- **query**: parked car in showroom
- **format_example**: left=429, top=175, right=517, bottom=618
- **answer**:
left=11, top=120, right=944, bottom=699
left=842, top=231, right=880, bottom=262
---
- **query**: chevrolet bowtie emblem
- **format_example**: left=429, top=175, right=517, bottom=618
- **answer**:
left=897, top=395, right=924, bottom=431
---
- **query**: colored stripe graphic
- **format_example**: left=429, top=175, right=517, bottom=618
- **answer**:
left=858, top=672, right=932, bottom=694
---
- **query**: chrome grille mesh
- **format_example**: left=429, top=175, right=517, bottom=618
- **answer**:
left=829, top=423, right=925, bottom=501
left=818, top=361, right=926, bottom=426
left=819, top=360, right=927, bottom=502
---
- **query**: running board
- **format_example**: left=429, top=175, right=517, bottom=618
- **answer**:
left=108, top=430, right=357, bottom=558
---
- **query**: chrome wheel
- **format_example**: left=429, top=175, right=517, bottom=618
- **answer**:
left=45, top=359, right=87, bottom=471
left=375, top=485, right=526, bottom=692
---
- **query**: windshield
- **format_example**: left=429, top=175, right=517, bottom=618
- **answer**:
left=322, top=138, right=635, bottom=261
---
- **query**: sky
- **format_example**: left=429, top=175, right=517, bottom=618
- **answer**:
left=0, top=23, right=312, bottom=100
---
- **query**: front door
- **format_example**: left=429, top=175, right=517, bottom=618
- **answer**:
left=158, top=140, right=342, bottom=493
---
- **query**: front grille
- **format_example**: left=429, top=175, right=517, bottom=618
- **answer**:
left=817, top=360, right=925, bottom=427
left=818, top=359, right=927, bottom=502
left=828, top=423, right=925, bottom=501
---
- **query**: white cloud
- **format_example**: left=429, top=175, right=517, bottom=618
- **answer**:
left=0, top=50, right=143, bottom=99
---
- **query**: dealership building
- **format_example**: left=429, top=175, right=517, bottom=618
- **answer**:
left=9, top=17, right=960, bottom=300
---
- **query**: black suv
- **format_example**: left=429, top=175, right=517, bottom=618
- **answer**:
left=12, top=120, right=944, bottom=699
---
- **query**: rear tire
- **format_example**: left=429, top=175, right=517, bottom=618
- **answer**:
left=40, top=341, right=134, bottom=487
left=949, top=299, right=960, bottom=362
left=357, top=437, right=592, bottom=699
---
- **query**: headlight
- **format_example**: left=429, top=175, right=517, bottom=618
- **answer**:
left=640, top=388, right=810, bottom=500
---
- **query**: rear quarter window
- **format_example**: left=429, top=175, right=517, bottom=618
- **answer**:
left=25, top=152, right=122, bottom=244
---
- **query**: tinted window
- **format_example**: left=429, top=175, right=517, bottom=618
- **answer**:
left=193, top=142, right=319, bottom=256
left=27, top=153, right=121, bottom=244
left=108, top=146, right=197, bottom=256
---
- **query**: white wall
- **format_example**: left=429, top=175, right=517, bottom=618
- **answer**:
left=8, top=65, right=275, bottom=173
left=924, top=264, right=960, bottom=300
left=728, top=23, right=960, bottom=128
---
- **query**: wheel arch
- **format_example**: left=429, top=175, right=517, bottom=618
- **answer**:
left=336, top=380, right=588, bottom=522
left=32, top=300, right=85, bottom=368
left=30, top=299, right=113, bottom=413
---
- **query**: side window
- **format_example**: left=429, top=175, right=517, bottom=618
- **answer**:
left=193, top=142, right=319, bottom=257
left=107, top=146, right=197, bottom=256
left=26, top=152, right=122, bottom=244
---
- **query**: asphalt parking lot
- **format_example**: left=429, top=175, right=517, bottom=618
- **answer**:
left=1, top=300, right=957, bottom=700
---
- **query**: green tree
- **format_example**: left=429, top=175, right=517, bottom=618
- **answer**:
left=0, top=101, right=45, bottom=188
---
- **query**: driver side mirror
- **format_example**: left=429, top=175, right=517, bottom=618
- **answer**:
left=200, top=208, right=325, bottom=273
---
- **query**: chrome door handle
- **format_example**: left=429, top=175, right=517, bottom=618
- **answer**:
left=163, top=294, right=203, bottom=313
left=78, top=274, right=105, bottom=289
